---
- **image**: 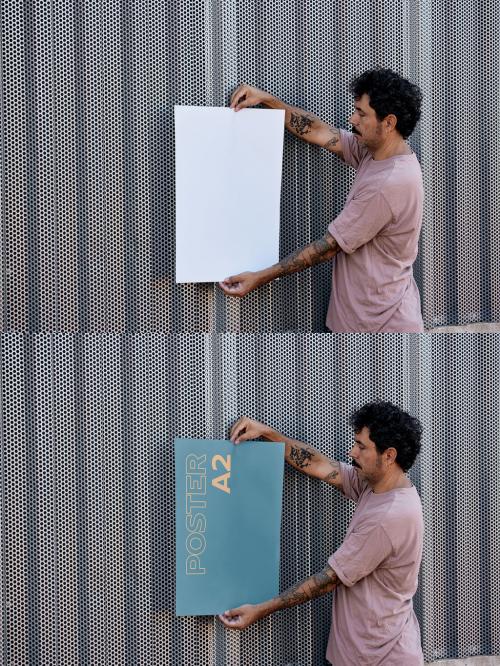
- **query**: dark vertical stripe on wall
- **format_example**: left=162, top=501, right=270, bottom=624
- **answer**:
left=409, top=339, right=424, bottom=629
left=209, top=2, right=225, bottom=107
left=74, top=335, right=89, bottom=664
left=479, top=472, right=492, bottom=652
left=0, top=338, right=7, bottom=665
left=211, top=331, right=224, bottom=438
left=443, top=17, right=458, bottom=325
left=295, top=0, right=306, bottom=107
left=149, top=0, right=181, bottom=331
left=149, top=104, right=171, bottom=280
left=478, top=142, right=492, bottom=322
left=478, top=2, right=492, bottom=323
left=296, top=336, right=331, bottom=666
left=294, top=0, right=315, bottom=333
left=121, top=1, right=138, bottom=332
left=150, top=1, right=178, bottom=282
left=443, top=349, right=458, bottom=657
left=24, top=336, right=39, bottom=664
left=74, top=1, right=89, bottom=330
left=478, top=339, right=493, bottom=653
left=1, top=13, right=7, bottom=330
left=409, top=2, right=424, bottom=307
left=150, top=335, right=178, bottom=617
left=24, top=2, right=40, bottom=330
left=121, top=335, right=138, bottom=665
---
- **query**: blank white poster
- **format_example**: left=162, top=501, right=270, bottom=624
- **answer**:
left=175, top=106, right=285, bottom=283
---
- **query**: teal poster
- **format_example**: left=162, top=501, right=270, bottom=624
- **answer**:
left=175, top=438, right=284, bottom=616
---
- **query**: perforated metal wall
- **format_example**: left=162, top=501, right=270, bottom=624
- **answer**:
left=2, top=333, right=499, bottom=664
left=2, top=1, right=499, bottom=332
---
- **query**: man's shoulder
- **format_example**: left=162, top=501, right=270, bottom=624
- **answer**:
left=384, top=156, right=423, bottom=190
left=375, top=159, right=423, bottom=212
left=380, top=490, right=424, bottom=537
left=361, top=487, right=422, bottom=522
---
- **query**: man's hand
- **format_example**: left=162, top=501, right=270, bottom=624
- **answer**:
left=218, top=603, right=265, bottom=630
left=230, top=417, right=276, bottom=444
left=218, top=271, right=264, bottom=298
left=230, top=84, right=274, bottom=112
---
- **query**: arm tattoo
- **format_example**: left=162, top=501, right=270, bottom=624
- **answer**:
left=322, top=127, right=340, bottom=151
left=275, top=564, right=338, bottom=611
left=289, top=112, right=314, bottom=136
left=323, top=461, right=341, bottom=485
left=276, top=232, right=339, bottom=278
left=289, top=445, right=314, bottom=469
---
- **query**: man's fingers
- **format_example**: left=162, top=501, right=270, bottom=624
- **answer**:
left=234, top=94, right=247, bottom=111
left=219, top=276, right=238, bottom=290
left=230, top=418, right=245, bottom=441
left=218, top=284, right=241, bottom=297
left=229, top=422, right=241, bottom=442
left=218, top=280, right=234, bottom=293
left=218, top=612, right=243, bottom=630
left=235, top=427, right=251, bottom=444
left=222, top=275, right=239, bottom=286
left=230, top=418, right=250, bottom=443
left=218, top=279, right=245, bottom=298
left=219, top=271, right=258, bottom=298
left=218, top=613, right=234, bottom=628
left=229, top=86, right=240, bottom=107
left=230, top=85, right=246, bottom=108
left=230, top=85, right=249, bottom=110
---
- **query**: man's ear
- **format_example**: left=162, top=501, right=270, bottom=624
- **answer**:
left=384, top=114, right=398, bottom=133
left=384, top=446, right=398, bottom=465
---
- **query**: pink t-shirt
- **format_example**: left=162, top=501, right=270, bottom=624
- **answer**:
left=326, top=130, right=424, bottom=333
left=326, top=463, right=424, bottom=666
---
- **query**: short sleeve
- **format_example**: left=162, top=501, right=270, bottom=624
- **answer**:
left=329, top=524, right=393, bottom=587
left=328, top=190, right=393, bottom=254
left=339, top=129, right=365, bottom=169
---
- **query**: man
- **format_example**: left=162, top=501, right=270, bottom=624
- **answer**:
left=218, top=401, right=424, bottom=666
left=219, top=68, right=424, bottom=333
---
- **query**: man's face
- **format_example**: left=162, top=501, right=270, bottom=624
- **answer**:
left=348, top=93, right=386, bottom=150
left=349, top=426, right=388, bottom=484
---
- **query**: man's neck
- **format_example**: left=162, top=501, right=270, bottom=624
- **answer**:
left=370, top=468, right=412, bottom=494
left=370, top=135, right=412, bottom=161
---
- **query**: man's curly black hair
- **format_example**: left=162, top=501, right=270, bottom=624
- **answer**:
left=350, top=68, right=422, bottom=140
left=349, top=400, right=422, bottom=472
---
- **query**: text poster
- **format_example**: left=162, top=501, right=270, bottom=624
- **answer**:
left=175, top=437, right=284, bottom=616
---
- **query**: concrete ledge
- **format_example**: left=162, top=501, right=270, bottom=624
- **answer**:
left=427, top=657, right=500, bottom=665
left=428, top=322, right=500, bottom=333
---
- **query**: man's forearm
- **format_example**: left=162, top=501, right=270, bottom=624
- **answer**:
left=256, top=231, right=340, bottom=287
left=257, top=564, right=338, bottom=619
left=262, top=95, right=329, bottom=144
left=260, top=425, right=341, bottom=484
left=218, top=563, right=339, bottom=630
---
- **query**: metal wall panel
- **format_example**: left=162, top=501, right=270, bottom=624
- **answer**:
left=1, top=333, right=499, bottom=664
left=2, top=1, right=499, bottom=332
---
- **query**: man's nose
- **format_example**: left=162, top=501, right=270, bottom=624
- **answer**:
left=349, top=111, right=359, bottom=125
